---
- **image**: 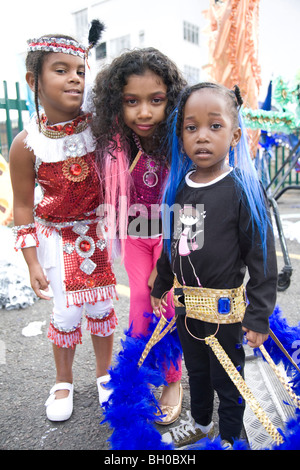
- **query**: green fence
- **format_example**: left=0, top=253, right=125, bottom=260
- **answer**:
left=263, top=132, right=300, bottom=200
left=269, top=143, right=299, bottom=186
left=0, top=80, right=29, bottom=160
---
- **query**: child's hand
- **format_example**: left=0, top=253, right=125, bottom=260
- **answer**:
left=151, top=295, right=168, bottom=317
left=147, top=266, right=157, bottom=290
left=242, top=327, right=269, bottom=348
left=29, top=263, right=51, bottom=300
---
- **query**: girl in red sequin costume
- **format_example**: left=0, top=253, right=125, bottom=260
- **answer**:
left=9, top=25, right=118, bottom=422
left=92, top=49, right=186, bottom=425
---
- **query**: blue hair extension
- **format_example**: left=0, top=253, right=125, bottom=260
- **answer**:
left=229, top=146, right=235, bottom=167
left=232, top=111, right=272, bottom=271
left=162, top=109, right=193, bottom=260
left=162, top=87, right=272, bottom=271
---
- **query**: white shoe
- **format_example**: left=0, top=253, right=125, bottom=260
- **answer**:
left=97, top=374, right=112, bottom=406
left=221, top=439, right=233, bottom=450
left=45, top=382, right=73, bottom=421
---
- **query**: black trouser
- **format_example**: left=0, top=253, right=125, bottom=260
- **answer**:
left=176, top=315, right=245, bottom=444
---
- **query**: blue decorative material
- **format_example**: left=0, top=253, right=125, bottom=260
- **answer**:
left=233, top=112, right=272, bottom=272
left=229, top=146, right=235, bottom=167
left=218, top=297, right=231, bottom=314
left=162, top=108, right=194, bottom=259
left=102, top=312, right=182, bottom=450
left=254, top=305, right=300, bottom=380
left=261, top=80, right=272, bottom=111
left=102, top=307, right=300, bottom=450
left=161, top=96, right=272, bottom=271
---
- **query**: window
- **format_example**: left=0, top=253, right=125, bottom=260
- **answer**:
left=95, top=42, right=107, bottom=60
left=139, top=30, right=145, bottom=47
left=73, top=9, right=88, bottom=42
left=184, top=65, right=200, bottom=85
left=183, top=21, right=199, bottom=45
left=110, top=35, right=130, bottom=57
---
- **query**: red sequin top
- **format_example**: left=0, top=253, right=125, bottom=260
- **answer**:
left=24, top=116, right=117, bottom=305
left=35, top=152, right=101, bottom=224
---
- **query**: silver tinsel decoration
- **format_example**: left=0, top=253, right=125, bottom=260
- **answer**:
left=0, top=226, right=38, bottom=310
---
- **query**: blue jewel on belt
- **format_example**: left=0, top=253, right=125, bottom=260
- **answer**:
left=218, top=297, right=231, bottom=314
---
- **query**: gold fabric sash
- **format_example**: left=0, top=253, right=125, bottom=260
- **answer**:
left=173, top=277, right=246, bottom=324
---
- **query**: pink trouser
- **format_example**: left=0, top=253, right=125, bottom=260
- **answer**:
left=124, top=235, right=182, bottom=383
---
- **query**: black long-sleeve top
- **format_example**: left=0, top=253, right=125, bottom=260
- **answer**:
left=151, top=170, right=278, bottom=334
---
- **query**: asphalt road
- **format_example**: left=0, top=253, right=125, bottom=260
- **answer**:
left=0, top=190, right=299, bottom=452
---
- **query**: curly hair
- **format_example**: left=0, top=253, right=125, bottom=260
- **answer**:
left=91, top=47, right=187, bottom=156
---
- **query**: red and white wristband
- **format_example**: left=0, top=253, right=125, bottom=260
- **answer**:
left=13, top=223, right=39, bottom=251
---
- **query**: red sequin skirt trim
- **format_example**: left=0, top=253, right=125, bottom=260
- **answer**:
left=48, top=309, right=118, bottom=348
left=70, top=284, right=117, bottom=308
left=47, top=321, right=82, bottom=349
left=85, top=308, right=118, bottom=336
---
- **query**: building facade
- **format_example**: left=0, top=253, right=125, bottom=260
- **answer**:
left=72, top=0, right=209, bottom=84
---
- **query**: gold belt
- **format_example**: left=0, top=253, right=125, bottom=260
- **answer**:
left=173, top=277, right=246, bottom=324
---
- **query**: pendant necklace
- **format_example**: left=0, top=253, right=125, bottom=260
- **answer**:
left=132, top=133, right=159, bottom=188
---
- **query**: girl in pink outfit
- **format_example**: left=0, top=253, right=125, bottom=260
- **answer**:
left=92, top=48, right=186, bottom=424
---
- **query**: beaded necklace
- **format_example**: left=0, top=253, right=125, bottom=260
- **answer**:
left=40, top=113, right=92, bottom=139
left=38, top=113, right=93, bottom=182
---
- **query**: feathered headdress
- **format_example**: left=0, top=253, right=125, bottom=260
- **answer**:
left=85, top=19, right=105, bottom=57
left=27, top=19, right=105, bottom=60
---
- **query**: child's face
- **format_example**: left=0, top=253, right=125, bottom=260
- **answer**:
left=33, top=52, right=85, bottom=124
left=182, top=89, right=241, bottom=179
left=122, top=69, right=168, bottom=141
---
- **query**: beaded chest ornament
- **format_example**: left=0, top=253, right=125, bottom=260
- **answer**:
left=40, top=113, right=92, bottom=182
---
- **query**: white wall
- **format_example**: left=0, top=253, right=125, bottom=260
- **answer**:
left=0, top=0, right=298, bottom=102
left=77, top=0, right=300, bottom=100
left=258, top=0, right=299, bottom=100
left=79, top=0, right=206, bottom=81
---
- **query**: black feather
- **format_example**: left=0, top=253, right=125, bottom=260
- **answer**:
left=88, top=19, right=105, bottom=47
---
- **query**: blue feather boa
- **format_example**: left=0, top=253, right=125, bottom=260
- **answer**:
left=103, top=308, right=300, bottom=450
left=254, top=305, right=300, bottom=392
left=102, top=314, right=181, bottom=450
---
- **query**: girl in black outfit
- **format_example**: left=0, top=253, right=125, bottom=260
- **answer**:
left=151, top=82, right=277, bottom=448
